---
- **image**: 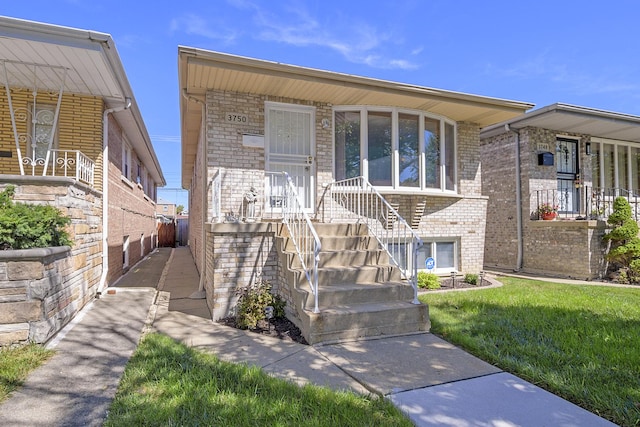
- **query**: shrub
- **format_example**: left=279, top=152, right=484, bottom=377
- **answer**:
left=0, top=186, right=72, bottom=250
left=605, top=197, right=640, bottom=282
left=417, top=271, right=440, bottom=289
left=235, top=279, right=286, bottom=330
left=464, top=273, right=478, bottom=285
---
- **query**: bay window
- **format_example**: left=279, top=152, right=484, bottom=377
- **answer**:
left=335, top=107, right=456, bottom=191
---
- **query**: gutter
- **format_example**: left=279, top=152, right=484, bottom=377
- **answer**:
left=99, top=97, right=132, bottom=292
left=505, top=124, right=524, bottom=271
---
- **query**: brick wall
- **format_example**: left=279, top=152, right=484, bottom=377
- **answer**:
left=204, top=223, right=279, bottom=320
left=0, top=177, right=102, bottom=346
left=106, top=118, right=158, bottom=283
left=0, top=89, right=104, bottom=189
left=482, top=127, right=605, bottom=278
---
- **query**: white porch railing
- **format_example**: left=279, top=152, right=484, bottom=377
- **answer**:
left=34, top=150, right=94, bottom=186
left=326, top=176, right=422, bottom=304
left=280, top=172, right=322, bottom=314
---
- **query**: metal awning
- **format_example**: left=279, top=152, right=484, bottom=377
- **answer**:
left=178, top=47, right=535, bottom=188
left=480, top=103, right=640, bottom=143
left=0, top=16, right=165, bottom=185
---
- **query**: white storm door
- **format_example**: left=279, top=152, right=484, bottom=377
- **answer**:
left=265, top=103, right=315, bottom=212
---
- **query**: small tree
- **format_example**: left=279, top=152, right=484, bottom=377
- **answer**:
left=0, top=185, right=72, bottom=250
left=176, top=205, right=184, bottom=215
left=605, top=197, right=640, bottom=282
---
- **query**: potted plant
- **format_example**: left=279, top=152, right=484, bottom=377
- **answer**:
left=537, top=202, right=558, bottom=220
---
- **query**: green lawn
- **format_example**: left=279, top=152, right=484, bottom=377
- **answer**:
left=105, top=333, right=411, bottom=427
left=0, top=343, right=54, bottom=402
left=419, top=277, right=640, bottom=427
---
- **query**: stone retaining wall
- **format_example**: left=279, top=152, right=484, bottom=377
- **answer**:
left=0, top=177, right=102, bottom=346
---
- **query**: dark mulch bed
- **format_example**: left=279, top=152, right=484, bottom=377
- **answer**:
left=218, top=278, right=491, bottom=344
left=421, top=277, right=493, bottom=291
left=218, top=316, right=308, bottom=345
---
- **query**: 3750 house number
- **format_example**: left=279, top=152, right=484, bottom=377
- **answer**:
left=226, top=113, right=248, bottom=123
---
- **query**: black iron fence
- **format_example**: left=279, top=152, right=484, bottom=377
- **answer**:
left=533, top=187, right=640, bottom=221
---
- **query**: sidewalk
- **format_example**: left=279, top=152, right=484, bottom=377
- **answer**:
left=0, top=247, right=616, bottom=426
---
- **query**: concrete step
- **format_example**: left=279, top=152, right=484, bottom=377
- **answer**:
left=312, top=222, right=369, bottom=236
left=301, top=301, right=429, bottom=344
left=291, top=265, right=402, bottom=286
left=295, top=281, right=415, bottom=309
left=284, top=248, right=391, bottom=269
left=280, top=235, right=379, bottom=252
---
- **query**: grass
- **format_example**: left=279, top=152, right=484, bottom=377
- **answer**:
left=0, top=343, right=54, bottom=402
left=419, top=277, right=640, bottom=427
left=105, top=333, right=412, bottom=426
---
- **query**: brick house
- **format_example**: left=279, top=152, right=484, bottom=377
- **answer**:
left=0, top=17, right=164, bottom=344
left=179, top=47, right=533, bottom=343
left=480, top=103, right=640, bottom=279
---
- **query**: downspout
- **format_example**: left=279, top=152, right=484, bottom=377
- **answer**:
left=182, top=90, right=207, bottom=299
left=506, top=124, right=524, bottom=271
left=99, top=97, right=132, bottom=292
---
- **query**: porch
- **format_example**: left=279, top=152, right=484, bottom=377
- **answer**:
left=205, top=173, right=429, bottom=344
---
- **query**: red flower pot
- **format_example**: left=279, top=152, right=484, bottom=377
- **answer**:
left=541, top=212, right=556, bottom=220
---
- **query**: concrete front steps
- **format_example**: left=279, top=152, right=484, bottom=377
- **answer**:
left=277, top=223, right=429, bottom=344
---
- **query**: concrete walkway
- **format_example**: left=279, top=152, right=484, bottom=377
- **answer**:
left=0, top=247, right=617, bottom=426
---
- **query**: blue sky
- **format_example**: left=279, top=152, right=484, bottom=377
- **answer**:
left=3, top=1, right=640, bottom=208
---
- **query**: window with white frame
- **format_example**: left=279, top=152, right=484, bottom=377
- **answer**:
left=388, top=239, right=458, bottom=274
left=335, top=107, right=457, bottom=191
left=122, top=142, right=132, bottom=181
left=591, top=138, right=640, bottom=195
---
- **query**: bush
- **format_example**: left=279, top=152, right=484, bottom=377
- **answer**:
left=235, top=279, right=286, bottom=330
left=464, top=273, right=478, bottom=285
left=0, top=186, right=72, bottom=250
left=417, top=272, right=440, bottom=289
left=605, top=197, right=640, bottom=282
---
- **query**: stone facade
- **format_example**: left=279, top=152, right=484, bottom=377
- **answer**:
left=0, top=178, right=102, bottom=346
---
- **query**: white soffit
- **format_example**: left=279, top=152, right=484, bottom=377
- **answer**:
left=0, top=17, right=123, bottom=102
left=481, top=104, right=640, bottom=143
left=179, top=47, right=535, bottom=187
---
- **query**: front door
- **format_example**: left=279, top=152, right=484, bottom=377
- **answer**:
left=265, top=103, right=315, bottom=212
left=556, top=138, right=579, bottom=214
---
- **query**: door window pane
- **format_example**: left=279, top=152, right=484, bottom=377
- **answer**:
left=335, top=111, right=361, bottom=180
left=424, top=118, right=440, bottom=188
left=367, top=111, right=392, bottom=186
left=32, top=105, right=55, bottom=160
left=398, top=113, right=419, bottom=187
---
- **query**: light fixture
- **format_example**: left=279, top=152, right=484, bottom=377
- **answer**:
left=321, top=118, right=330, bottom=129
left=450, top=271, right=456, bottom=288
left=479, top=271, right=485, bottom=286
left=585, top=142, right=591, bottom=156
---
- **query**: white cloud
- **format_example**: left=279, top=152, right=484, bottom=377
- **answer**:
left=169, top=13, right=237, bottom=44
left=170, top=1, right=418, bottom=70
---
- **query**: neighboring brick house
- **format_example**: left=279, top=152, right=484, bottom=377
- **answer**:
left=179, top=47, right=533, bottom=341
left=0, top=17, right=164, bottom=344
left=156, top=197, right=177, bottom=220
left=480, top=103, right=640, bottom=279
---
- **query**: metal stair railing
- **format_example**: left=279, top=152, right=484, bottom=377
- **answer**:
left=281, top=172, right=322, bottom=314
left=327, top=176, right=422, bottom=304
